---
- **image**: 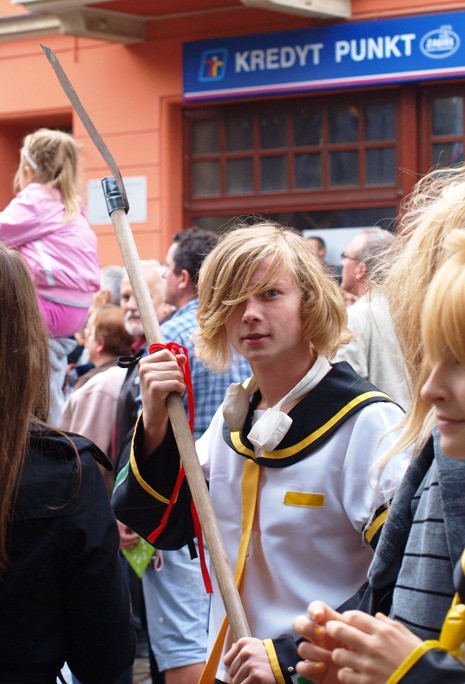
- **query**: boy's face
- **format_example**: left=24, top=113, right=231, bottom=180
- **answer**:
left=421, top=349, right=465, bottom=460
left=224, top=260, right=309, bottom=371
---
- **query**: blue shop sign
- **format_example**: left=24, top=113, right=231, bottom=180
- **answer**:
left=183, top=10, right=465, bottom=101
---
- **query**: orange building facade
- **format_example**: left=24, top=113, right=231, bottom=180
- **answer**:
left=0, top=0, right=464, bottom=265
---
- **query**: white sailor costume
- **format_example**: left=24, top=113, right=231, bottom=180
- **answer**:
left=113, top=361, right=409, bottom=683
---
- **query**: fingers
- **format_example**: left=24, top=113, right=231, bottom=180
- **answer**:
left=293, top=601, right=340, bottom=644
left=139, top=349, right=186, bottom=396
left=332, top=647, right=362, bottom=671
left=325, top=620, right=371, bottom=652
left=223, top=640, right=241, bottom=667
left=293, top=615, right=325, bottom=642
left=223, top=637, right=271, bottom=683
left=309, top=601, right=343, bottom=625
left=116, top=521, right=139, bottom=550
left=374, top=612, right=416, bottom=637
left=296, top=658, right=327, bottom=682
left=138, top=349, right=187, bottom=454
left=341, top=610, right=386, bottom=634
left=294, top=602, right=347, bottom=654
left=335, top=666, right=360, bottom=684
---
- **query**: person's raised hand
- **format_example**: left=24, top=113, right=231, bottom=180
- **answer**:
left=138, top=347, right=186, bottom=455
left=293, top=601, right=347, bottom=684
left=326, top=611, right=422, bottom=684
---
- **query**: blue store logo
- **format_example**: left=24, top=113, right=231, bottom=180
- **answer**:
left=198, top=49, right=228, bottom=82
left=420, top=25, right=460, bottom=59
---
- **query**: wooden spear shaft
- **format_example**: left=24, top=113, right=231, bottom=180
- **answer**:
left=102, top=178, right=251, bottom=641
left=40, top=41, right=250, bottom=643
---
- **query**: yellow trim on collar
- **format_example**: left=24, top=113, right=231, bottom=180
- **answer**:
left=284, top=491, right=325, bottom=507
left=129, top=413, right=170, bottom=505
left=231, top=430, right=255, bottom=457
left=386, top=640, right=441, bottom=684
left=364, top=507, right=389, bottom=544
left=263, top=639, right=286, bottom=684
left=232, top=391, right=389, bottom=460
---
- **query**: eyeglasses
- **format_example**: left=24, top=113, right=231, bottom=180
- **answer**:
left=340, top=252, right=360, bottom=262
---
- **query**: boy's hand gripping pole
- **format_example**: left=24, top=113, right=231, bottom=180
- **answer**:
left=41, top=44, right=251, bottom=642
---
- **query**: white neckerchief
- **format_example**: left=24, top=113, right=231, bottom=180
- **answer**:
left=223, top=355, right=331, bottom=454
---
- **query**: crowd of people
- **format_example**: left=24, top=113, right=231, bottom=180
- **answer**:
left=1, top=127, right=465, bottom=684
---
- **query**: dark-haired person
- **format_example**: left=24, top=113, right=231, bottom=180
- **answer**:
left=0, top=242, right=135, bottom=682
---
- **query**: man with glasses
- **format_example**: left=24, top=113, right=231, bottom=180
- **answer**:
left=337, top=228, right=409, bottom=407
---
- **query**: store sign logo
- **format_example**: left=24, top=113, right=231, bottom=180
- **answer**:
left=420, top=25, right=460, bottom=59
left=198, top=49, right=228, bottom=81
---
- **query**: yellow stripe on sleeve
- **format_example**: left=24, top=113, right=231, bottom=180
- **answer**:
left=129, top=413, right=171, bottom=505
left=263, top=639, right=286, bottom=684
left=386, top=640, right=441, bottom=684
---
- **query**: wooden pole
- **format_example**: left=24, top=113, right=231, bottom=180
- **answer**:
left=103, top=179, right=251, bottom=641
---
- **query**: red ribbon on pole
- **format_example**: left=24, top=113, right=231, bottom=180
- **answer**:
left=146, top=342, right=212, bottom=593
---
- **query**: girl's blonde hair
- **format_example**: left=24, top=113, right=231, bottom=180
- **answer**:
left=196, top=221, right=349, bottom=370
left=15, top=128, right=81, bottom=222
left=421, top=230, right=465, bottom=368
left=379, top=164, right=465, bottom=460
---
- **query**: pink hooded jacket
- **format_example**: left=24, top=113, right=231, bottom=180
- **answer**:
left=0, top=183, right=100, bottom=308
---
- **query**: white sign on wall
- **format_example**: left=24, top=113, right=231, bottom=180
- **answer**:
left=87, top=176, right=147, bottom=225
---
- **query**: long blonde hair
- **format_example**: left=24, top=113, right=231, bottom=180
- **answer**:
left=0, top=243, right=50, bottom=574
left=381, top=165, right=465, bottom=459
left=15, top=128, right=81, bottom=222
left=421, top=230, right=465, bottom=368
left=196, top=221, right=349, bottom=370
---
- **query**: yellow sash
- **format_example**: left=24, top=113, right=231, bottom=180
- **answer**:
left=199, top=458, right=260, bottom=683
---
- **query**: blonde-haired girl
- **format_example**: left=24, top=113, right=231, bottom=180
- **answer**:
left=294, top=229, right=465, bottom=684
left=0, top=128, right=100, bottom=421
left=293, top=164, right=465, bottom=681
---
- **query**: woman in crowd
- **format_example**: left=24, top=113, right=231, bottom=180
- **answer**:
left=0, top=242, right=135, bottom=683
left=293, top=165, right=465, bottom=683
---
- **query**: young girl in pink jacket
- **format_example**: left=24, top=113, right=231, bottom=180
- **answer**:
left=0, top=128, right=100, bottom=337
left=0, top=128, right=100, bottom=422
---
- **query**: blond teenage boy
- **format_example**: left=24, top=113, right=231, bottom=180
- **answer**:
left=113, top=222, right=409, bottom=684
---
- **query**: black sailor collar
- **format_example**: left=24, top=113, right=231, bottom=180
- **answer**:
left=222, top=361, right=395, bottom=468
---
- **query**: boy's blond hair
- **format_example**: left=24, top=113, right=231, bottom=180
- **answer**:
left=196, top=221, right=348, bottom=370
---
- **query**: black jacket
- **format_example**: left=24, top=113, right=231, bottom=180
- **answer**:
left=0, top=427, right=136, bottom=683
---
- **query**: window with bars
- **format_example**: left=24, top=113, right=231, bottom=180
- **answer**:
left=187, top=98, right=397, bottom=200
left=184, top=84, right=465, bottom=233
left=184, top=93, right=400, bottom=232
